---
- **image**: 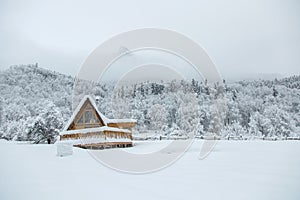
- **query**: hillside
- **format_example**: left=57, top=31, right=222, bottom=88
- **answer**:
left=0, top=64, right=299, bottom=142
left=0, top=65, right=74, bottom=140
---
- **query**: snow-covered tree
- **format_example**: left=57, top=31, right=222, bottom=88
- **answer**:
left=0, top=64, right=299, bottom=141
left=263, top=105, right=295, bottom=138
left=248, top=112, right=262, bottom=139
left=148, top=104, right=168, bottom=132
left=27, top=101, right=63, bottom=143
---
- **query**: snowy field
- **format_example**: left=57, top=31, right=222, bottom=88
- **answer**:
left=0, top=139, right=300, bottom=200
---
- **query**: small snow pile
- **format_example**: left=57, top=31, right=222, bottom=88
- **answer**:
left=56, top=142, right=73, bottom=157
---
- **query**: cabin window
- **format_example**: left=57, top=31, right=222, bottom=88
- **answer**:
left=75, top=102, right=102, bottom=128
left=85, top=111, right=93, bottom=123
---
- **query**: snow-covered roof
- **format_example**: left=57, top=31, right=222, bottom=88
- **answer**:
left=60, top=126, right=131, bottom=135
left=63, top=95, right=136, bottom=131
left=107, top=119, right=137, bottom=123
left=63, top=95, right=107, bottom=131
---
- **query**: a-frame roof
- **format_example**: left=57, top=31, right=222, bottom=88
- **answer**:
left=63, top=95, right=137, bottom=132
left=63, top=95, right=109, bottom=131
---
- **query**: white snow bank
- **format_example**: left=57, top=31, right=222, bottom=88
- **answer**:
left=0, top=140, right=300, bottom=200
left=0, top=139, right=9, bottom=143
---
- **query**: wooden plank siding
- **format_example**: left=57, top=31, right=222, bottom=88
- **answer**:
left=74, top=142, right=133, bottom=149
left=60, top=131, right=132, bottom=140
left=107, top=122, right=136, bottom=134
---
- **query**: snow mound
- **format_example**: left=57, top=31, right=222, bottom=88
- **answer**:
left=56, top=142, right=73, bottom=157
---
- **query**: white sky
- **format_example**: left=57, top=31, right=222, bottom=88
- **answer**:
left=1, top=0, right=299, bottom=80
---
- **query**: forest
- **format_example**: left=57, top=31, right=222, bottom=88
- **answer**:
left=0, top=64, right=299, bottom=143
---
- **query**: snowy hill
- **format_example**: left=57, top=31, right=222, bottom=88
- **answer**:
left=0, top=64, right=299, bottom=142
left=0, top=64, right=74, bottom=140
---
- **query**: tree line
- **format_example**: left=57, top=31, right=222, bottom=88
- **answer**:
left=0, top=65, right=299, bottom=143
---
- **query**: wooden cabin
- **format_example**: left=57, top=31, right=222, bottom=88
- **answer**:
left=59, top=95, right=136, bottom=149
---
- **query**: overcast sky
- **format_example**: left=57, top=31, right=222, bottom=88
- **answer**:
left=1, top=0, right=299, bottom=80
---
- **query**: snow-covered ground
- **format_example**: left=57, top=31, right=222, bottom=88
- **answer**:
left=0, top=139, right=300, bottom=200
